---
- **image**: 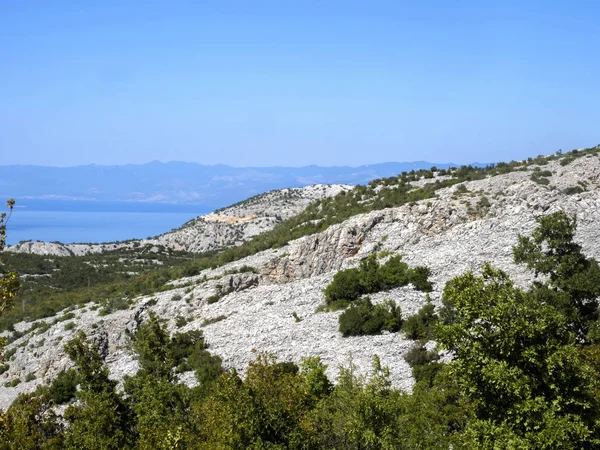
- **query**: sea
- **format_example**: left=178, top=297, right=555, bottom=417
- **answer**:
left=4, top=199, right=215, bottom=246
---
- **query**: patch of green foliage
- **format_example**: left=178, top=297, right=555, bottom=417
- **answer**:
left=0, top=245, right=196, bottom=331
left=3, top=378, right=20, bottom=388
left=201, top=315, right=227, bottom=326
left=324, top=254, right=432, bottom=308
left=48, top=369, right=79, bottom=405
left=403, top=341, right=442, bottom=386
left=338, top=298, right=402, bottom=336
left=175, top=315, right=191, bottom=327
left=563, top=185, right=584, bottom=195
left=205, top=283, right=234, bottom=304
left=530, top=168, right=551, bottom=185
left=402, top=299, right=439, bottom=340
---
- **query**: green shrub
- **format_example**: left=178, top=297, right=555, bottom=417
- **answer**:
left=3, top=347, right=16, bottom=360
left=530, top=172, right=551, bottom=185
left=408, top=266, right=433, bottom=292
left=171, top=329, right=206, bottom=372
left=35, top=321, right=52, bottom=335
left=412, top=360, right=444, bottom=386
left=339, top=298, right=402, bottom=337
left=403, top=342, right=443, bottom=386
left=25, top=372, right=36, bottom=382
left=206, top=294, right=221, bottom=304
left=0, top=364, right=9, bottom=375
left=169, top=329, right=223, bottom=384
left=175, top=315, right=190, bottom=327
left=64, top=322, right=76, bottom=331
left=563, top=186, right=584, bottom=195
left=273, top=361, right=299, bottom=377
left=57, top=311, right=76, bottom=322
left=477, top=196, right=491, bottom=209
left=404, top=342, right=438, bottom=367
left=324, top=255, right=432, bottom=306
left=455, top=184, right=469, bottom=194
left=378, top=256, right=409, bottom=288
left=189, top=349, right=223, bottom=385
left=48, top=369, right=78, bottom=404
left=201, top=315, right=227, bottom=326
left=228, top=265, right=258, bottom=274
left=324, top=268, right=364, bottom=305
left=4, top=378, right=21, bottom=387
left=402, top=301, right=438, bottom=340
left=206, top=284, right=233, bottom=304
left=99, top=297, right=132, bottom=315
left=560, top=157, right=575, bottom=166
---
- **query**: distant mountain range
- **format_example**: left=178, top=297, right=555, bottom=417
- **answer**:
left=0, top=160, right=473, bottom=207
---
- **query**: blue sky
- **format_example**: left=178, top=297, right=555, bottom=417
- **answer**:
left=1, top=1, right=599, bottom=167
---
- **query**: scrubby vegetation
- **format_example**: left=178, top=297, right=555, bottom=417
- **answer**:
left=403, top=341, right=443, bottom=386
left=338, top=298, right=402, bottom=336
left=530, top=167, right=553, bottom=185
left=48, top=369, right=78, bottom=405
left=402, top=299, right=439, bottom=340
left=2, top=146, right=599, bottom=332
left=2, top=210, right=600, bottom=448
left=0, top=246, right=197, bottom=330
left=324, top=254, right=432, bottom=309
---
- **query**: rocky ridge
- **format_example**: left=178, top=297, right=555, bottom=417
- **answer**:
left=6, top=184, right=351, bottom=256
left=2, top=154, right=600, bottom=410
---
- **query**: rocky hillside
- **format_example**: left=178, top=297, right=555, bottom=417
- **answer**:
left=6, top=184, right=351, bottom=256
left=2, top=150, right=600, bottom=410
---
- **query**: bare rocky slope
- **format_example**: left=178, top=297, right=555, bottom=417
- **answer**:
left=6, top=184, right=351, bottom=256
left=2, top=154, right=600, bottom=410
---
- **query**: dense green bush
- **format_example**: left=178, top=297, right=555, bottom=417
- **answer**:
left=403, top=342, right=442, bottom=386
left=378, top=255, right=410, bottom=288
left=323, top=267, right=365, bottom=305
left=48, top=369, right=79, bottom=404
left=338, top=298, right=402, bottom=336
left=402, top=300, right=438, bottom=340
left=325, top=254, right=432, bottom=307
left=408, top=266, right=433, bottom=292
left=563, top=185, right=584, bottom=195
left=530, top=173, right=550, bottom=185
left=4, top=378, right=21, bottom=387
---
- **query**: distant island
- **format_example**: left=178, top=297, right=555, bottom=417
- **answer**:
left=0, top=160, right=470, bottom=207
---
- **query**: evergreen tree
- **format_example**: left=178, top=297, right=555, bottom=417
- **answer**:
left=63, top=331, right=135, bottom=449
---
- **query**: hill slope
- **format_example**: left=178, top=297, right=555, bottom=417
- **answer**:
left=1, top=148, right=599, bottom=410
left=7, top=184, right=351, bottom=256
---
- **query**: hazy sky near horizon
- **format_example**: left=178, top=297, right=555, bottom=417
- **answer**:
left=1, top=1, right=599, bottom=167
